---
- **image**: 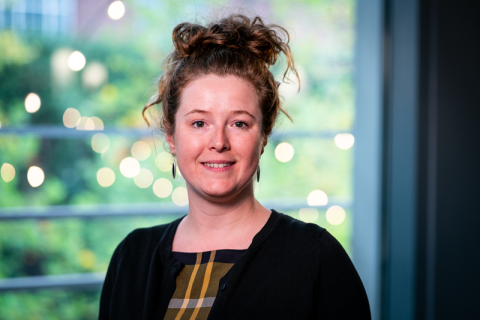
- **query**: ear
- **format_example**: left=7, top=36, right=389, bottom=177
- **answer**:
left=166, top=134, right=176, bottom=155
left=261, top=138, right=268, bottom=155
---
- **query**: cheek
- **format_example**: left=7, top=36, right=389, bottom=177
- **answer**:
left=174, top=131, right=205, bottom=164
left=233, top=134, right=263, bottom=159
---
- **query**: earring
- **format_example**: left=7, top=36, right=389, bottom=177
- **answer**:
left=256, top=165, right=260, bottom=183
left=172, top=156, right=177, bottom=179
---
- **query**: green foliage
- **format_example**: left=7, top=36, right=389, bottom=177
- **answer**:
left=0, top=31, right=39, bottom=72
left=0, top=0, right=355, bottom=317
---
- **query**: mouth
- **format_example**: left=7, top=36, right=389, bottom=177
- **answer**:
left=201, top=162, right=235, bottom=169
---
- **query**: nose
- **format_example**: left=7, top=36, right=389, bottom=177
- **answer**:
left=210, top=126, right=230, bottom=152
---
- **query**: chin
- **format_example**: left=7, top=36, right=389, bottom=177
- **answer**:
left=200, top=181, right=246, bottom=200
left=202, top=186, right=236, bottom=199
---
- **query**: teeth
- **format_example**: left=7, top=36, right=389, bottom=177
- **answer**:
left=204, top=163, right=232, bottom=168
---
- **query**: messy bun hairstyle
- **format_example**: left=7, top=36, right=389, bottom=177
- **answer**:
left=142, top=14, right=299, bottom=143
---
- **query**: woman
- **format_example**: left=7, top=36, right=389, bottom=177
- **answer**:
left=99, top=14, right=371, bottom=320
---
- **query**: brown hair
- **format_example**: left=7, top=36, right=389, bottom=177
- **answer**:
left=142, top=14, right=299, bottom=143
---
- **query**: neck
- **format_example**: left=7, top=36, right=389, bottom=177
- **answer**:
left=186, top=181, right=260, bottom=230
left=173, top=181, right=271, bottom=251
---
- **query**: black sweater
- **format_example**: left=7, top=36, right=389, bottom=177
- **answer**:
left=99, top=210, right=371, bottom=319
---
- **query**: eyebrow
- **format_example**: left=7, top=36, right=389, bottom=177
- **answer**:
left=184, top=109, right=211, bottom=116
left=231, top=110, right=256, bottom=120
left=184, top=109, right=256, bottom=120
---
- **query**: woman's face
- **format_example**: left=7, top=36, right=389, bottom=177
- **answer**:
left=166, top=74, right=265, bottom=202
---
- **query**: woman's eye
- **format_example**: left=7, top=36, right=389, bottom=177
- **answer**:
left=234, top=121, right=247, bottom=128
left=193, top=121, right=205, bottom=128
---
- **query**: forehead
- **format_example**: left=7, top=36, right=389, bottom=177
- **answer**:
left=179, top=74, right=260, bottom=115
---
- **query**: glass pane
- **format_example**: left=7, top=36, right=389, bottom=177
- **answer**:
left=0, top=290, right=100, bottom=320
left=0, top=0, right=355, bottom=318
left=0, top=217, right=178, bottom=278
left=0, top=136, right=351, bottom=205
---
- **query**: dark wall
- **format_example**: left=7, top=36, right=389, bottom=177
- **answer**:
left=383, top=0, right=480, bottom=319
left=417, top=0, right=480, bottom=319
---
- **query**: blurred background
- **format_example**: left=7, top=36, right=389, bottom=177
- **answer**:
left=1, top=0, right=480, bottom=319
left=0, top=0, right=356, bottom=319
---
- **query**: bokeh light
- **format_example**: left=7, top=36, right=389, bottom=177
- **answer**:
left=76, top=116, right=103, bottom=130
left=84, top=118, right=95, bottom=130
left=134, top=168, right=154, bottom=188
left=326, top=205, right=346, bottom=225
left=299, top=208, right=319, bottom=223
left=24, top=93, right=41, bottom=113
left=82, top=62, right=108, bottom=88
left=27, top=166, right=45, bottom=187
left=131, top=141, right=151, bottom=161
left=91, top=133, right=110, bottom=153
left=307, top=190, right=328, bottom=206
left=90, top=117, right=104, bottom=130
left=51, top=48, right=74, bottom=86
left=152, top=178, right=173, bottom=198
left=76, top=116, right=88, bottom=130
left=156, top=152, right=173, bottom=172
left=108, top=1, right=125, bottom=20
left=334, top=133, right=355, bottom=150
left=63, top=108, right=81, bottom=128
left=68, top=51, right=86, bottom=71
left=275, top=142, right=294, bottom=162
left=97, top=167, right=115, bottom=187
left=1, top=163, right=15, bottom=182
left=78, top=249, right=96, bottom=269
left=172, top=186, right=189, bottom=206
left=119, top=157, right=140, bottom=178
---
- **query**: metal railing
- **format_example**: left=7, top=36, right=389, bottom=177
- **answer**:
left=0, top=125, right=344, bottom=139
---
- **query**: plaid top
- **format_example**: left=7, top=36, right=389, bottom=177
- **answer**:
left=163, top=249, right=246, bottom=320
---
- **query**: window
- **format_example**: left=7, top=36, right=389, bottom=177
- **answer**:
left=0, top=0, right=356, bottom=317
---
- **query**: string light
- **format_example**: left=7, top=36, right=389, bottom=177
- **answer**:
left=275, top=142, right=294, bottom=162
left=134, top=168, right=154, bottom=188
left=153, top=178, right=173, bottom=198
left=91, top=133, right=110, bottom=153
left=299, top=208, right=319, bottom=223
left=119, top=157, right=140, bottom=178
left=307, top=190, right=328, bottom=206
left=27, top=166, right=45, bottom=187
left=82, top=62, right=108, bottom=88
left=97, top=167, right=115, bottom=187
left=156, top=152, right=173, bottom=172
left=334, top=133, right=355, bottom=150
left=131, top=141, right=151, bottom=161
left=326, top=205, right=346, bottom=225
left=68, top=51, right=86, bottom=71
left=108, top=1, right=125, bottom=20
left=63, top=108, right=81, bottom=128
left=1, top=163, right=15, bottom=182
left=172, top=186, right=189, bottom=206
left=25, top=93, right=41, bottom=113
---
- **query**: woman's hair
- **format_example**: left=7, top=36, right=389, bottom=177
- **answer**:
left=142, top=14, right=299, bottom=143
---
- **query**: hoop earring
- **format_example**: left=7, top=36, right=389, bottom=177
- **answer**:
left=256, top=165, right=260, bottom=183
left=172, top=156, right=177, bottom=179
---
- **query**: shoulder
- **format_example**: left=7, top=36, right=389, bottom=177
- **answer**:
left=114, top=216, right=183, bottom=260
left=269, top=210, right=349, bottom=262
left=271, top=210, right=326, bottom=244
left=259, top=210, right=328, bottom=265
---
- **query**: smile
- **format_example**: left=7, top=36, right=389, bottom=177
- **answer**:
left=202, top=162, right=235, bottom=168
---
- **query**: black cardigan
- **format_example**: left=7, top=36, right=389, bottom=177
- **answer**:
left=99, top=210, right=371, bottom=319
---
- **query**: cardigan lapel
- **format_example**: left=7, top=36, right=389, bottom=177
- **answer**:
left=143, top=216, right=185, bottom=320
left=207, top=210, right=282, bottom=319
